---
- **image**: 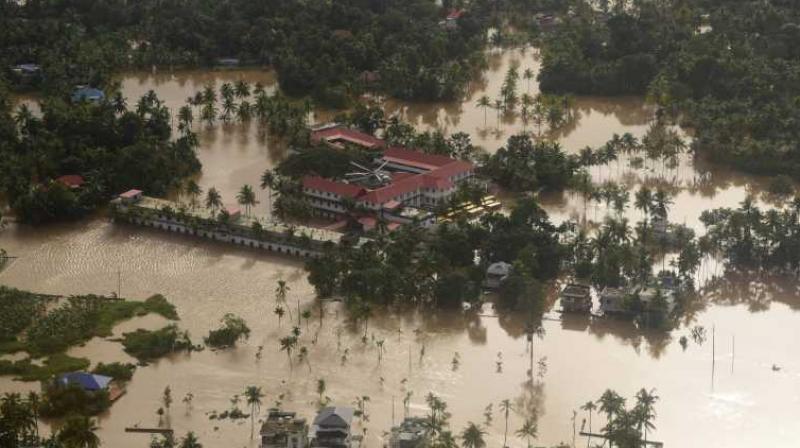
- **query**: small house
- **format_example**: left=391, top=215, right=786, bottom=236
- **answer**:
left=57, top=372, right=112, bottom=392
left=599, top=287, right=627, bottom=314
left=119, top=189, right=143, bottom=204
left=485, top=261, right=513, bottom=289
left=311, top=406, right=354, bottom=448
left=639, top=287, right=676, bottom=314
left=55, top=175, right=85, bottom=190
left=71, top=86, right=106, bottom=103
left=560, top=283, right=592, bottom=313
left=389, top=417, right=429, bottom=448
left=260, top=409, right=308, bottom=448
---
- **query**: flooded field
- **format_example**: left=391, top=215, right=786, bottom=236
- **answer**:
left=2, top=49, right=800, bottom=447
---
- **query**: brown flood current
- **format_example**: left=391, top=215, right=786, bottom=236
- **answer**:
left=2, top=50, right=800, bottom=447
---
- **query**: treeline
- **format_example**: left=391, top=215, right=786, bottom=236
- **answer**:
left=701, top=197, right=800, bottom=274
left=538, top=0, right=800, bottom=179
left=0, top=84, right=200, bottom=224
left=307, top=197, right=566, bottom=313
left=1, top=0, right=496, bottom=106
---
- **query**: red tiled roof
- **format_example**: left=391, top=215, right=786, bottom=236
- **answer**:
left=426, top=159, right=473, bottom=180
left=447, top=9, right=465, bottom=20
left=422, top=174, right=454, bottom=190
left=302, top=176, right=365, bottom=198
left=383, top=147, right=457, bottom=170
left=55, top=175, right=85, bottom=188
left=120, top=189, right=143, bottom=199
left=358, top=174, right=422, bottom=204
left=311, top=126, right=386, bottom=150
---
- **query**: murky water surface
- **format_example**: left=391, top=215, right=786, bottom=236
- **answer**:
left=2, top=50, right=799, bottom=447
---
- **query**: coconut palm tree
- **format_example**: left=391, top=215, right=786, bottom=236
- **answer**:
left=634, top=388, right=659, bottom=444
left=57, top=415, right=100, bottom=448
left=581, top=401, right=596, bottom=445
left=523, top=68, right=534, bottom=92
left=499, top=399, right=512, bottom=447
left=186, top=180, right=202, bottom=210
left=476, top=95, right=491, bottom=126
left=178, top=105, right=193, bottom=133
left=205, top=187, right=222, bottom=214
left=244, top=386, right=264, bottom=439
left=237, top=184, right=257, bottom=216
left=235, top=80, right=251, bottom=99
left=597, top=389, right=625, bottom=447
left=279, top=335, right=297, bottom=365
left=275, top=280, right=291, bottom=319
left=460, top=422, right=486, bottom=448
left=515, top=418, right=537, bottom=448
left=274, top=306, right=285, bottom=327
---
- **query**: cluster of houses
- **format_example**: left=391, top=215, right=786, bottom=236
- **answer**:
left=558, top=274, right=680, bottom=318
left=259, top=406, right=428, bottom=448
left=304, top=124, right=480, bottom=231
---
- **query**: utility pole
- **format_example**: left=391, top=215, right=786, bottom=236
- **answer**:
left=711, top=325, right=716, bottom=391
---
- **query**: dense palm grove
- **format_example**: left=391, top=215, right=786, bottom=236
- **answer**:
left=0, top=83, right=200, bottom=223
left=538, top=0, right=800, bottom=178
left=0, top=0, right=506, bottom=105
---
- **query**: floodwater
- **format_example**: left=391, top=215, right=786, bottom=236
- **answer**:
left=1, top=49, right=800, bottom=448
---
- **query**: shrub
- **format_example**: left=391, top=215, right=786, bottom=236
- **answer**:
left=40, top=382, right=111, bottom=418
left=92, top=362, right=136, bottom=382
left=121, top=325, right=191, bottom=361
left=204, top=314, right=250, bottom=348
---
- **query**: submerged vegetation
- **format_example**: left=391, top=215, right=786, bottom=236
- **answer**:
left=539, top=0, right=800, bottom=179
left=0, top=290, right=179, bottom=381
left=0, top=0, right=497, bottom=106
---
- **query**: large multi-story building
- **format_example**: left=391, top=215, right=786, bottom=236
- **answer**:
left=301, top=144, right=475, bottom=228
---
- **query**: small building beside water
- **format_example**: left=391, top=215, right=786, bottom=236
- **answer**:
left=559, top=283, right=592, bottom=313
left=388, top=417, right=429, bottom=448
left=260, top=409, right=308, bottom=448
left=311, top=406, right=354, bottom=448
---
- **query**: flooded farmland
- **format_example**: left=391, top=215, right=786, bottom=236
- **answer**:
left=1, top=48, right=799, bottom=448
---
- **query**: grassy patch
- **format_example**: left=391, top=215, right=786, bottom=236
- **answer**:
left=0, top=287, right=181, bottom=381
left=121, top=324, right=192, bottom=361
left=0, top=353, right=90, bottom=382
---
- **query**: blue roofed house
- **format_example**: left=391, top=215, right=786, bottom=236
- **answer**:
left=71, top=86, right=106, bottom=103
left=58, top=372, right=113, bottom=391
left=311, top=406, right=354, bottom=448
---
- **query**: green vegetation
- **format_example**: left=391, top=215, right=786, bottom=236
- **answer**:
left=0, top=0, right=494, bottom=106
left=204, top=314, right=251, bottom=349
left=27, top=294, right=178, bottom=356
left=121, top=325, right=192, bottom=362
left=539, top=1, right=800, bottom=179
left=0, top=289, right=179, bottom=381
left=0, top=85, right=200, bottom=224
left=0, top=287, right=52, bottom=354
left=0, top=353, right=90, bottom=382
left=480, top=134, right=579, bottom=192
left=40, top=382, right=111, bottom=419
left=307, top=197, right=564, bottom=312
left=701, top=197, right=800, bottom=274
left=92, top=362, right=136, bottom=382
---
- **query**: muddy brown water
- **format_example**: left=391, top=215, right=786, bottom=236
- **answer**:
left=2, top=50, right=799, bottom=447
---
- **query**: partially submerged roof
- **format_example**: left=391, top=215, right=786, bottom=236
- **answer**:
left=55, top=175, right=85, bottom=188
left=313, top=407, right=354, bottom=428
left=71, top=86, right=105, bottom=103
left=311, top=126, right=386, bottom=150
left=119, top=189, right=143, bottom=199
left=58, top=372, right=112, bottom=391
